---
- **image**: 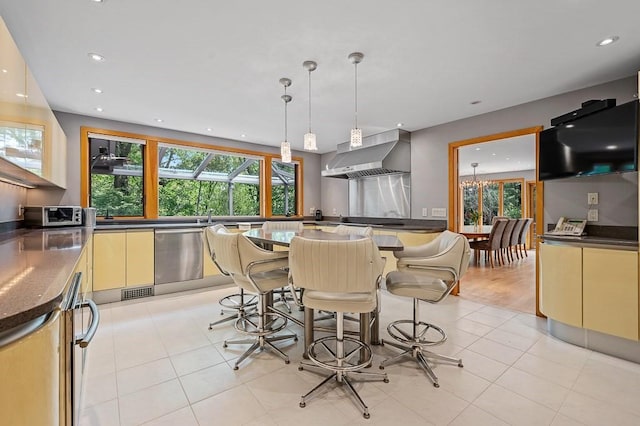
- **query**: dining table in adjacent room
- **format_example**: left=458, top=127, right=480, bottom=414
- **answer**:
left=243, top=227, right=404, bottom=359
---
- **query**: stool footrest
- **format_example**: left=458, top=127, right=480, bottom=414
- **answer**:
left=308, top=336, right=371, bottom=372
left=387, top=319, right=447, bottom=346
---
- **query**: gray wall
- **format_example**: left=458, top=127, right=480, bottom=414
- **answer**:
left=0, top=182, right=27, bottom=223
left=321, top=75, right=638, bottom=228
left=27, top=112, right=322, bottom=215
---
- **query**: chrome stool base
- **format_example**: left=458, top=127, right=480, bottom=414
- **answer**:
left=386, top=319, right=447, bottom=346
left=223, top=312, right=297, bottom=370
left=209, top=292, right=258, bottom=330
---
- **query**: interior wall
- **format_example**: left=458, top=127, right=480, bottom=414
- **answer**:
left=30, top=112, right=322, bottom=215
left=460, top=169, right=536, bottom=182
left=320, top=75, right=637, bottom=222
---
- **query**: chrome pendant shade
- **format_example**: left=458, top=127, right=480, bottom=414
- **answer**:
left=303, top=60, right=318, bottom=151
left=349, top=52, right=364, bottom=148
left=280, top=77, right=292, bottom=163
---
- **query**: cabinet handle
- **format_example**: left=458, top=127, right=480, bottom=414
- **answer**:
left=75, top=299, right=100, bottom=348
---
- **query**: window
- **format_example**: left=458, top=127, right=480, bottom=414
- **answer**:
left=270, top=160, right=298, bottom=216
left=80, top=127, right=303, bottom=219
left=158, top=145, right=261, bottom=217
left=460, top=178, right=524, bottom=227
left=89, top=135, right=145, bottom=217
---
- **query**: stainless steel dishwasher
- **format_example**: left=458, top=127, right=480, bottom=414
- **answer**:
left=154, top=228, right=203, bottom=284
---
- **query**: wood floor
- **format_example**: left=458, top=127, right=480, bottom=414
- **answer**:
left=458, top=248, right=536, bottom=314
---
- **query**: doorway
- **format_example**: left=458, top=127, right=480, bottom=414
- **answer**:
left=448, top=126, right=544, bottom=315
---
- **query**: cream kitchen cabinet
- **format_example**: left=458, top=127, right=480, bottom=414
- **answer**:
left=539, top=242, right=583, bottom=328
left=583, top=248, right=638, bottom=340
left=93, top=230, right=154, bottom=291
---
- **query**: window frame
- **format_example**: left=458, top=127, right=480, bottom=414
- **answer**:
left=458, top=177, right=525, bottom=228
left=80, top=126, right=304, bottom=219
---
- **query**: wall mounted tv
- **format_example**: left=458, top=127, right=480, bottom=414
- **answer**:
left=539, top=99, right=639, bottom=181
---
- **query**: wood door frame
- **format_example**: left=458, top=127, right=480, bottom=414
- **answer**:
left=448, top=126, right=545, bottom=316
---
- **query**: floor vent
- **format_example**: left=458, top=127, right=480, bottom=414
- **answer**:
left=121, top=286, right=154, bottom=301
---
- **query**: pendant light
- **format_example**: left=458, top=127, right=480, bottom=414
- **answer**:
left=302, top=60, right=318, bottom=151
left=348, top=52, right=364, bottom=148
left=279, top=77, right=292, bottom=163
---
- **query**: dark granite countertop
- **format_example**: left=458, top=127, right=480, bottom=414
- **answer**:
left=0, top=227, right=91, bottom=332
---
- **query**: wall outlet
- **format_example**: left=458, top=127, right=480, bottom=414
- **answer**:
left=18, top=204, right=23, bottom=217
left=431, top=207, right=447, bottom=217
left=587, top=192, right=598, bottom=205
left=587, top=209, right=598, bottom=221
left=309, top=207, right=315, bottom=214
left=422, top=207, right=428, bottom=217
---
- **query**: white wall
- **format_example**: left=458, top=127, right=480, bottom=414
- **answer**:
left=29, top=112, right=323, bottom=215
left=320, top=75, right=638, bottom=226
left=0, top=182, right=27, bottom=223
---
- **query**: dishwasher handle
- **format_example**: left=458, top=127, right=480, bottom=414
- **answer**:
left=75, top=299, right=100, bottom=348
left=155, top=228, right=203, bottom=234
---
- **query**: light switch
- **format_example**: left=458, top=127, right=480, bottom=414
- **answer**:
left=588, top=192, right=598, bottom=205
left=422, top=208, right=428, bottom=217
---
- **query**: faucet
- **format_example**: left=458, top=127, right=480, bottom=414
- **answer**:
left=207, top=209, right=213, bottom=224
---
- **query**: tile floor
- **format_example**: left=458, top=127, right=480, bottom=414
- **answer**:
left=79, top=285, right=640, bottom=425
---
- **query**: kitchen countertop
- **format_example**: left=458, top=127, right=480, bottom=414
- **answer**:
left=0, top=228, right=90, bottom=333
left=540, top=233, right=639, bottom=250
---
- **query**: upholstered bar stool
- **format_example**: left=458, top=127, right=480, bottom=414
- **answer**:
left=210, top=226, right=297, bottom=369
left=203, top=225, right=257, bottom=329
left=380, top=230, right=470, bottom=388
left=261, top=221, right=304, bottom=313
left=334, top=224, right=373, bottom=236
left=289, top=236, right=388, bottom=419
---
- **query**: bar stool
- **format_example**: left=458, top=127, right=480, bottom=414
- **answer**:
left=289, top=235, right=388, bottom=419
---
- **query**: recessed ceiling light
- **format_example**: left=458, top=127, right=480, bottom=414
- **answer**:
left=470, top=100, right=482, bottom=105
left=396, top=122, right=404, bottom=127
left=88, top=52, right=105, bottom=62
left=91, top=87, right=103, bottom=94
left=241, top=134, right=246, bottom=138
left=506, top=157, right=510, bottom=160
left=566, top=124, right=575, bottom=128
left=206, top=128, right=212, bottom=132
left=95, top=106, right=103, bottom=112
left=475, top=147, right=481, bottom=151
left=91, top=0, right=106, bottom=3
left=155, top=118, right=163, bottom=123
left=606, top=145, right=618, bottom=150
left=1, top=69, right=7, bottom=73
left=597, top=36, right=619, bottom=46
left=492, top=153, right=496, bottom=156
left=16, top=93, right=27, bottom=98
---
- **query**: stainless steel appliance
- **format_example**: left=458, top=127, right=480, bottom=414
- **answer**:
left=82, top=207, right=97, bottom=228
left=62, top=272, right=99, bottom=425
left=24, top=206, right=83, bottom=227
left=154, top=228, right=203, bottom=284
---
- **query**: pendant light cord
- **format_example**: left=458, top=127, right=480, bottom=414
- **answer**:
left=284, top=85, right=288, bottom=142
left=308, top=70, right=312, bottom=133
left=354, top=61, right=358, bottom=129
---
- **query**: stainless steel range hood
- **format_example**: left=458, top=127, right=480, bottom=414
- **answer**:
left=321, top=129, right=411, bottom=179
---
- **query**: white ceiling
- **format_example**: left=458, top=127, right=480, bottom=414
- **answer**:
left=1, top=1, right=639, bottom=154
left=458, top=134, right=536, bottom=176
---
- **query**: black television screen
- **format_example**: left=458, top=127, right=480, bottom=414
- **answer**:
left=539, top=100, right=639, bottom=181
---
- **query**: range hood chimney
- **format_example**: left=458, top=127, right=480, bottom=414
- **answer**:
left=321, top=129, right=411, bottom=179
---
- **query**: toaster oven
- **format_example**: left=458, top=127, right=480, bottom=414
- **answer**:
left=24, top=206, right=83, bottom=227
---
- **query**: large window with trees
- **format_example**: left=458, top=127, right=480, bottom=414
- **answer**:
left=89, top=135, right=144, bottom=217
left=461, top=178, right=524, bottom=228
left=81, top=127, right=303, bottom=219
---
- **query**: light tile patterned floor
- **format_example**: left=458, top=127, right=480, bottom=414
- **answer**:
left=80, top=286, right=640, bottom=425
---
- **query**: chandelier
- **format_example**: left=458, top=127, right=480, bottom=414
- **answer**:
left=459, top=162, right=492, bottom=189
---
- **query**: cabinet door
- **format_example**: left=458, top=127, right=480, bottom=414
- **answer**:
left=93, top=232, right=126, bottom=291
left=539, top=243, right=582, bottom=327
left=126, top=231, right=155, bottom=286
left=583, top=248, right=638, bottom=341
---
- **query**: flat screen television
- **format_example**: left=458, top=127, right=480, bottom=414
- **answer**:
left=539, top=100, right=639, bottom=181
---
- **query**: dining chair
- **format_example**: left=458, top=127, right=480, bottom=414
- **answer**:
left=203, top=224, right=257, bottom=329
left=508, top=218, right=526, bottom=260
left=379, top=230, right=470, bottom=387
left=499, top=219, right=517, bottom=264
left=517, top=217, right=534, bottom=257
left=209, top=226, right=298, bottom=369
left=469, top=218, right=507, bottom=267
left=288, top=235, right=388, bottom=419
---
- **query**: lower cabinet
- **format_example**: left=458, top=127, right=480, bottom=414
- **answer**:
left=539, top=243, right=583, bottom=328
left=583, top=248, right=638, bottom=340
left=540, top=242, right=639, bottom=341
left=93, top=230, right=154, bottom=291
